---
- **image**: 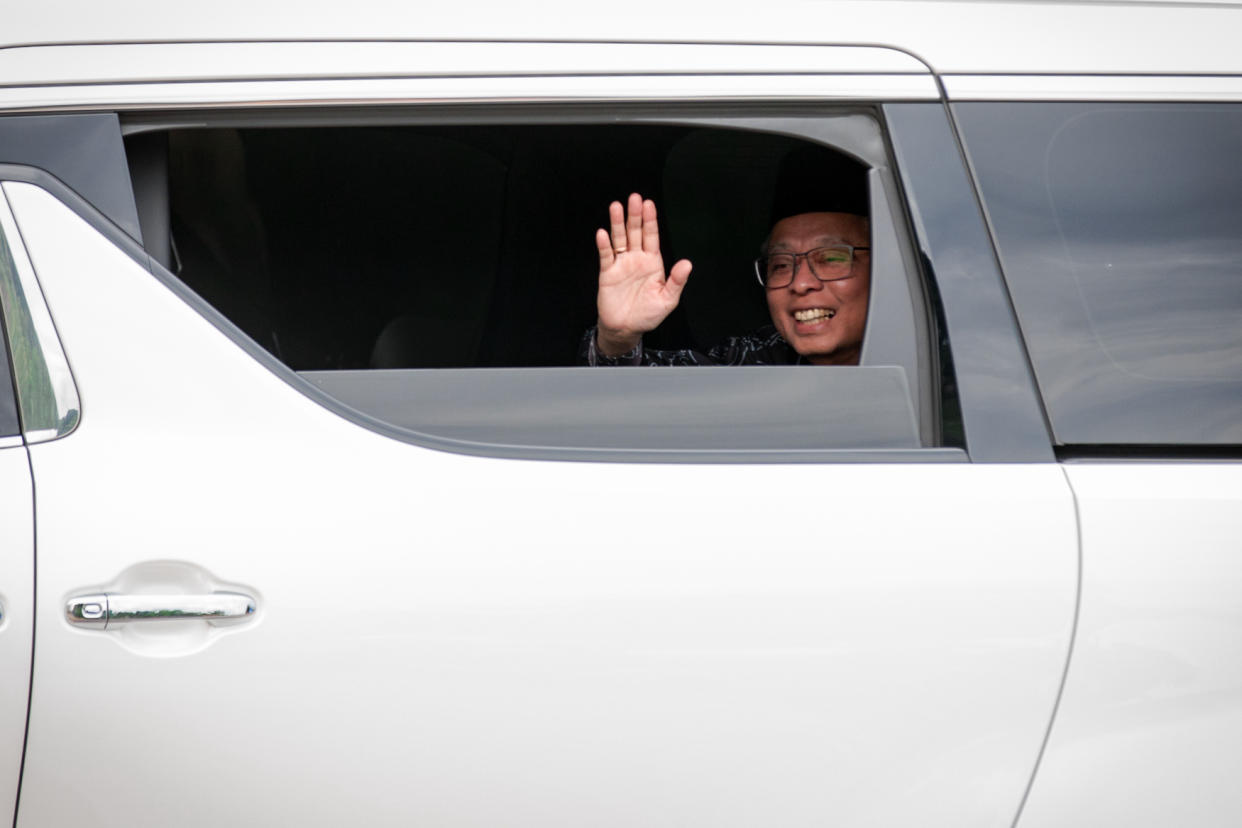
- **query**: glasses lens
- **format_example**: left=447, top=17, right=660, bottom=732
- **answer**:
left=807, top=246, right=852, bottom=280
left=762, top=254, right=795, bottom=286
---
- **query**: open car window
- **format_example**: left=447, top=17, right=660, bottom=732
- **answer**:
left=117, top=109, right=953, bottom=460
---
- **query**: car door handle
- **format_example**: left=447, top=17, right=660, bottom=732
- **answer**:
left=65, top=591, right=257, bottom=629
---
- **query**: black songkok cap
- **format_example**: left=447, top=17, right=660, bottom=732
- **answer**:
left=769, top=145, right=869, bottom=226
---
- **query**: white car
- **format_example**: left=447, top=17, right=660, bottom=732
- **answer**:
left=1, top=2, right=1240, bottom=825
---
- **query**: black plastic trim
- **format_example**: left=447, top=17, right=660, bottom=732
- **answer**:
left=883, top=103, right=1055, bottom=463
left=1056, top=445, right=1242, bottom=463
left=0, top=113, right=142, bottom=242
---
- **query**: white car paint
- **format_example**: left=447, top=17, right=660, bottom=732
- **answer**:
left=2, top=1, right=1241, bottom=76
left=0, top=448, right=32, bottom=828
left=943, top=75, right=1242, bottom=102
left=0, top=42, right=938, bottom=111
left=1020, top=464, right=1242, bottom=827
left=0, top=3, right=1238, bottom=823
left=7, top=181, right=1078, bottom=826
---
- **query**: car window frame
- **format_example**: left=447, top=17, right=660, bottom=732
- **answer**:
left=0, top=96, right=1053, bottom=464
left=130, top=103, right=952, bottom=460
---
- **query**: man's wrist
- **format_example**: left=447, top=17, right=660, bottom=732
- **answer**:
left=596, top=327, right=641, bottom=358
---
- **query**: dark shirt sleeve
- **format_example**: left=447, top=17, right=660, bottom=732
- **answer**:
left=579, top=326, right=798, bottom=366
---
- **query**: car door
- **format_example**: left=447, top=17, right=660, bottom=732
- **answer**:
left=6, top=50, right=1078, bottom=828
left=953, top=95, right=1242, bottom=827
left=0, top=209, right=35, bottom=828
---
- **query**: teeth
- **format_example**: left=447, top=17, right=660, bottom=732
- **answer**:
left=794, top=308, right=835, bottom=322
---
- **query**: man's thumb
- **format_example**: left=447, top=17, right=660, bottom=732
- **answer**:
left=668, top=259, right=693, bottom=290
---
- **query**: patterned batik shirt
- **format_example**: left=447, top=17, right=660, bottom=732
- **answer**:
left=579, top=325, right=802, bottom=366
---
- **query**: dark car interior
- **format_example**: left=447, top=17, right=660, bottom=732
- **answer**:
left=125, top=123, right=853, bottom=371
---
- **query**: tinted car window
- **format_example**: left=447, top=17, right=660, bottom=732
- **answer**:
left=957, top=103, right=1242, bottom=446
left=0, top=189, right=80, bottom=441
left=0, top=222, right=32, bottom=438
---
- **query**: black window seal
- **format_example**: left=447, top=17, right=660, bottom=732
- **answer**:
left=1056, top=445, right=1242, bottom=463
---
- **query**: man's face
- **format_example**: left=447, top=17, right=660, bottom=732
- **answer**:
left=764, top=212, right=871, bottom=366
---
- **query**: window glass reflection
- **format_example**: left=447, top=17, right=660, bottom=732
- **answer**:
left=958, top=103, right=1242, bottom=445
left=0, top=197, right=79, bottom=440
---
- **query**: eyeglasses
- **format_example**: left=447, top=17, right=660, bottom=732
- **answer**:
left=754, top=244, right=870, bottom=288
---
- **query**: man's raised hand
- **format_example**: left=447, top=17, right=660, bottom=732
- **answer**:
left=594, top=193, right=693, bottom=356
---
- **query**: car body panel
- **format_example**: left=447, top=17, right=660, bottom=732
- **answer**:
left=2, top=1, right=1242, bottom=76
left=1019, top=464, right=1242, bottom=827
left=0, top=5, right=1238, bottom=822
left=943, top=74, right=1242, bottom=102
left=0, top=42, right=938, bottom=112
left=0, top=446, right=32, bottom=828
left=7, top=180, right=1078, bottom=826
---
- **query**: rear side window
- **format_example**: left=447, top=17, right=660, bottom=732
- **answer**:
left=0, top=225, right=23, bottom=439
left=957, top=103, right=1242, bottom=446
left=0, top=187, right=79, bottom=442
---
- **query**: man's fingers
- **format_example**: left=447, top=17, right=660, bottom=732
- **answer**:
left=596, top=228, right=615, bottom=269
left=641, top=199, right=660, bottom=253
left=626, top=192, right=643, bottom=253
left=609, top=201, right=626, bottom=252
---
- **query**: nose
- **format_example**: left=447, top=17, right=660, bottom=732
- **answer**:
left=789, top=256, right=824, bottom=293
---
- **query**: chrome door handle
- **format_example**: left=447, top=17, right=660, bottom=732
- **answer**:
left=66, top=592, right=256, bottom=629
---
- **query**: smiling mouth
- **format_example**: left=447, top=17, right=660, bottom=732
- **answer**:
left=794, top=308, right=836, bottom=322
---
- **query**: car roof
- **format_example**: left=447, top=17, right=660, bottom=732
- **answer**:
left=2, top=0, right=1241, bottom=76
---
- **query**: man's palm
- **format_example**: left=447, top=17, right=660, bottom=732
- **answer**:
left=594, top=194, right=692, bottom=349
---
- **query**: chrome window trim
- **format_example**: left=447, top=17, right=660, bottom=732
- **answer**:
left=0, top=183, right=81, bottom=443
left=0, top=74, right=940, bottom=114
left=943, top=74, right=1242, bottom=102
left=0, top=41, right=932, bottom=86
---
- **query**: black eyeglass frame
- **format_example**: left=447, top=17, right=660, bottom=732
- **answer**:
left=753, top=244, right=871, bottom=289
